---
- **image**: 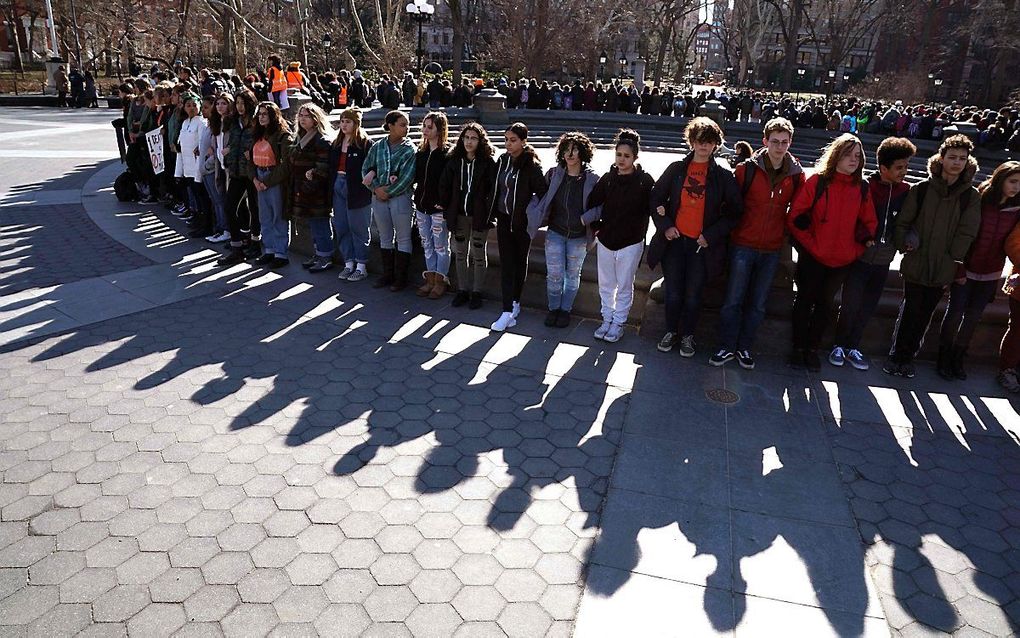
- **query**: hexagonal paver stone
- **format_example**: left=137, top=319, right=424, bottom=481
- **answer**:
left=284, top=553, right=338, bottom=586
left=238, top=568, right=291, bottom=604
left=405, top=603, right=463, bottom=637
left=0, top=584, right=59, bottom=624
left=539, top=584, right=582, bottom=620
left=363, top=585, right=419, bottom=622
left=185, top=510, right=233, bottom=537
left=323, top=568, right=376, bottom=604
left=201, top=552, right=254, bottom=585
left=306, top=500, right=351, bottom=525
left=56, top=522, right=109, bottom=551
left=339, top=512, right=386, bottom=539
left=331, top=539, right=382, bottom=569
left=183, top=584, right=241, bottom=622
left=28, top=508, right=80, bottom=536
left=412, top=539, right=461, bottom=570
left=58, top=567, right=117, bottom=603
left=493, top=540, right=543, bottom=569
left=452, top=585, right=509, bottom=621
left=26, top=601, right=92, bottom=636
left=369, top=554, right=422, bottom=586
left=0, top=535, right=54, bottom=568
left=534, top=553, right=584, bottom=585
left=169, top=537, right=220, bottom=568
left=314, top=603, right=372, bottom=637
left=452, top=554, right=502, bottom=586
left=149, top=567, right=205, bottom=603
left=264, top=511, right=311, bottom=538
left=452, top=621, right=507, bottom=638
left=116, top=551, right=170, bottom=584
left=497, top=601, right=554, bottom=638
left=294, top=524, right=344, bottom=554
left=272, top=585, right=330, bottom=623
left=409, top=569, right=463, bottom=604
left=221, top=603, right=280, bottom=638
left=92, top=584, right=150, bottom=622
left=273, top=487, right=317, bottom=511
left=126, top=602, right=187, bottom=637
left=251, top=538, right=301, bottom=569
left=85, top=537, right=138, bottom=568
left=231, top=498, right=278, bottom=524
left=137, top=523, right=188, bottom=553
left=495, top=569, right=548, bottom=602
left=375, top=526, right=425, bottom=554
left=415, top=513, right=462, bottom=539
left=28, top=551, right=86, bottom=585
left=217, top=523, right=267, bottom=552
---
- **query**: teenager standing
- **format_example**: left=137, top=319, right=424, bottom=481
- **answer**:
left=250, top=101, right=294, bottom=268
left=286, top=104, right=334, bottom=270
left=217, top=90, right=261, bottom=266
left=413, top=112, right=453, bottom=299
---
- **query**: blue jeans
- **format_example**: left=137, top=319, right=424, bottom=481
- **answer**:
left=718, top=246, right=780, bottom=351
left=255, top=167, right=288, bottom=258
left=332, top=175, right=372, bottom=264
left=545, top=230, right=587, bottom=311
left=415, top=210, right=451, bottom=276
left=662, top=236, right=707, bottom=337
left=306, top=217, right=334, bottom=258
left=373, top=192, right=413, bottom=253
left=201, top=172, right=227, bottom=233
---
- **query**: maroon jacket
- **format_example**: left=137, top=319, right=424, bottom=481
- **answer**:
left=961, top=200, right=1020, bottom=277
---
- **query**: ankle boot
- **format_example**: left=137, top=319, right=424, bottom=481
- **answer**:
left=391, top=251, right=410, bottom=291
left=936, top=345, right=955, bottom=380
left=373, top=248, right=395, bottom=288
left=416, top=271, right=435, bottom=297
left=428, top=274, right=448, bottom=299
left=950, top=347, right=968, bottom=380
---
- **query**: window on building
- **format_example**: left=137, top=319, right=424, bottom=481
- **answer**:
left=443, top=33, right=449, bottom=45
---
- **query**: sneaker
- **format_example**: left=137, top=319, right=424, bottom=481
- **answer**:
left=188, top=228, right=211, bottom=239
left=206, top=231, right=230, bottom=243
left=678, top=335, right=696, bottom=358
left=603, top=323, right=623, bottom=343
left=709, top=349, right=735, bottom=367
left=254, top=254, right=275, bottom=266
left=998, top=369, right=1020, bottom=393
left=268, top=257, right=290, bottom=269
left=216, top=250, right=245, bottom=267
left=490, top=312, right=516, bottom=332
left=846, top=349, right=869, bottom=371
left=337, top=266, right=354, bottom=280
left=555, top=311, right=571, bottom=328
left=308, top=258, right=333, bottom=273
left=828, top=346, right=846, bottom=367
left=804, top=350, right=821, bottom=372
left=511, top=301, right=521, bottom=319
left=882, top=359, right=901, bottom=376
left=736, top=350, right=755, bottom=370
left=468, top=292, right=483, bottom=310
left=657, top=331, right=678, bottom=353
left=452, top=291, right=470, bottom=307
left=544, top=310, right=560, bottom=327
left=302, top=257, right=318, bottom=269
left=594, top=321, right=612, bottom=340
left=243, top=244, right=261, bottom=259
left=900, top=362, right=916, bottom=378
left=346, top=269, right=367, bottom=282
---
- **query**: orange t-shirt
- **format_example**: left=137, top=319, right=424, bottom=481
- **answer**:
left=675, top=160, right=708, bottom=239
left=252, top=139, right=276, bottom=168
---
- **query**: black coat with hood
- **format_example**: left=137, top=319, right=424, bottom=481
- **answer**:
left=485, top=150, right=548, bottom=232
left=438, top=154, right=497, bottom=231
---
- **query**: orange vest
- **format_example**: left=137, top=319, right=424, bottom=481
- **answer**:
left=268, top=67, right=287, bottom=93
left=285, top=70, right=303, bottom=90
left=337, top=86, right=348, bottom=107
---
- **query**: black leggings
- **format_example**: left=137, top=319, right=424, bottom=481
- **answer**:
left=225, top=175, right=260, bottom=246
left=497, top=221, right=532, bottom=312
left=791, top=251, right=850, bottom=351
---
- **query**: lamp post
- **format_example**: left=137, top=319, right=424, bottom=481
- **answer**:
left=599, top=51, right=607, bottom=81
left=842, top=72, right=850, bottom=92
left=322, top=33, right=332, bottom=72
left=405, top=0, right=435, bottom=75
left=618, top=55, right=627, bottom=80
left=746, top=67, right=754, bottom=88
left=933, top=77, right=943, bottom=106
left=826, top=67, right=835, bottom=95
left=796, top=66, right=806, bottom=100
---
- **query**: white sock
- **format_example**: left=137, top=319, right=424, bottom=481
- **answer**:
left=356, top=263, right=367, bottom=273
left=346, top=261, right=355, bottom=270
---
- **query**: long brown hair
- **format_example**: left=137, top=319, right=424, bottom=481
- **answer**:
left=978, top=160, right=1020, bottom=207
left=234, top=89, right=258, bottom=127
left=253, top=101, right=289, bottom=140
left=209, top=92, right=235, bottom=136
left=419, top=111, right=449, bottom=151
left=815, top=133, right=865, bottom=181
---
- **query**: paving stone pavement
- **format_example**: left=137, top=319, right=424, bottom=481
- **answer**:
left=1, top=108, right=1019, bottom=637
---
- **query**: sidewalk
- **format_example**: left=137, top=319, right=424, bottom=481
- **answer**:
left=1, top=112, right=1018, bottom=636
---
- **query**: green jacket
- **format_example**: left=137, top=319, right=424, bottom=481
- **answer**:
left=362, top=136, right=416, bottom=198
left=894, top=154, right=981, bottom=287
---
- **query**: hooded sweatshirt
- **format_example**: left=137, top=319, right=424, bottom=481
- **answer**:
left=894, top=154, right=982, bottom=287
left=787, top=172, right=878, bottom=268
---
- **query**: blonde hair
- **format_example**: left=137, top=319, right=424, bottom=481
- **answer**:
left=296, top=103, right=334, bottom=141
left=815, top=133, right=865, bottom=181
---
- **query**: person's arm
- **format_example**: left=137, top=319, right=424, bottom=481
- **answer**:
left=949, top=189, right=982, bottom=261
left=582, top=173, right=608, bottom=225
left=385, top=147, right=416, bottom=196
left=786, top=173, right=818, bottom=246
left=893, top=186, right=920, bottom=251
left=649, top=163, right=677, bottom=236
left=857, top=186, right=879, bottom=241
left=702, top=166, right=744, bottom=247
left=361, top=143, right=379, bottom=183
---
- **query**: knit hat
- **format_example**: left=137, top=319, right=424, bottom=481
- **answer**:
left=338, top=107, right=363, bottom=125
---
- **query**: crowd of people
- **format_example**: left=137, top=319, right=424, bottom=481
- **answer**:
left=108, top=58, right=1020, bottom=393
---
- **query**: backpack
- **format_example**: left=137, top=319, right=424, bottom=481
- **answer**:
left=114, top=171, right=138, bottom=202
left=738, top=159, right=802, bottom=203
left=913, top=180, right=973, bottom=215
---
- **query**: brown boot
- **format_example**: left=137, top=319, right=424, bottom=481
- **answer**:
left=416, top=271, right=435, bottom=297
left=428, top=274, right=448, bottom=299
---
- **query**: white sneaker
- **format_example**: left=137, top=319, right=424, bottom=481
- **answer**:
left=206, top=231, right=230, bottom=243
left=490, top=312, right=517, bottom=332
left=594, top=321, right=612, bottom=340
left=511, top=301, right=521, bottom=318
left=603, top=323, right=623, bottom=343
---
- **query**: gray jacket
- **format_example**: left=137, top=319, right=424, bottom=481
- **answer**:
left=526, top=165, right=601, bottom=241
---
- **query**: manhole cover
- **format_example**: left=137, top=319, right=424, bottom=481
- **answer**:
left=705, top=388, right=739, bottom=405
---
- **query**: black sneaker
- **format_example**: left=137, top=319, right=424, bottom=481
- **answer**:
left=301, top=257, right=318, bottom=269
left=736, top=350, right=755, bottom=370
left=268, top=257, right=290, bottom=269
left=452, top=291, right=470, bottom=307
left=254, top=254, right=275, bottom=266
left=555, top=311, right=571, bottom=328
left=900, top=362, right=916, bottom=378
left=804, top=350, right=822, bottom=372
left=882, top=359, right=902, bottom=376
left=544, top=310, right=560, bottom=327
left=468, top=292, right=483, bottom=310
left=709, top=349, right=735, bottom=367
left=243, top=244, right=261, bottom=259
left=678, top=335, right=696, bottom=358
left=216, top=250, right=245, bottom=267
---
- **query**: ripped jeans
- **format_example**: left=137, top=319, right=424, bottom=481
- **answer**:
left=415, top=210, right=451, bottom=276
left=545, top=229, right=587, bottom=312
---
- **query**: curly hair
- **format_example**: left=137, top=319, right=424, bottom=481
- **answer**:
left=253, top=101, right=289, bottom=140
left=555, top=132, right=595, bottom=167
left=450, top=122, right=495, bottom=161
left=815, top=133, right=865, bottom=181
left=876, top=137, right=917, bottom=168
left=938, top=133, right=974, bottom=157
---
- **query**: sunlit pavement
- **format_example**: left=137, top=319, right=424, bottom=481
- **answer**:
left=1, top=108, right=1018, bottom=637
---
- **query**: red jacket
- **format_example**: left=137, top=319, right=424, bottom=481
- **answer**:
left=962, top=201, right=1020, bottom=276
left=787, top=172, right=878, bottom=268
left=730, top=150, right=805, bottom=251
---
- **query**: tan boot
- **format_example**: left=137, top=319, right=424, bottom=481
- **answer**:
left=416, top=271, right=434, bottom=297
left=429, top=274, right=448, bottom=299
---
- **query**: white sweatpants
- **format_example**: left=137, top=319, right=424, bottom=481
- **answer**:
left=596, top=239, right=644, bottom=325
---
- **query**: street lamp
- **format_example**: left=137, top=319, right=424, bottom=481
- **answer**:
left=933, top=77, right=943, bottom=106
left=746, top=68, right=754, bottom=87
left=405, top=0, right=435, bottom=75
left=796, top=66, right=806, bottom=100
left=322, top=33, right=332, bottom=72
left=599, top=51, right=607, bottom=81
left=618, top=55, right=628, bottom=79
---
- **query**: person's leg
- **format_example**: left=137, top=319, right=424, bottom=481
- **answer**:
left=468, top=228, right=489, bottom=293
left=738, top=250, right=780, bottom=352
left=954, top=279, right=998, bottom=350
left=611, top=241, right=644, bottom=325
left=840, top=262, right=889, bottom=351
left=431, top=213, right=451, bottom=279
left=332, top=177, right=352, bottom=264
left=307, top=218, right=334, bottom=260
left=511, top=228, right=532, bottom=306
left=596, top=241, right=617, bottom=323
left=680, top=239, right=707, bottom=339
left=245, top=181, right=261, bottom=244
left=416, top=208, right=438, bottom=273
left=561, top=237, right=587, bottom=313
left=255, top=170, right=274, bottom=256
left=718, top=245, right=755, bottom=352
left=224, top=176, right=247, bottom=248
left=807, top=264, right=850, bottom=351
left=452, top=216, right=471, bottom=291
left=496, top=223, right=517, bottom=313
left=791, top=252, right=827, bottom=352
left=373, top=198, right=395, bottom=250
left=348, top=205, right=373, bottom=266
left=545, top=230, right=567, bottom=311
left=661, top=240, right=687, bottom=334
left=893, top=283, right=944, bottom=362
left=1000, top=297, right=1020, bottom=371
left=391, top=194, right=414, bottom=255
left=938, top=280, right=971, bottom=350
left=202, top=172, right=227, bottom=233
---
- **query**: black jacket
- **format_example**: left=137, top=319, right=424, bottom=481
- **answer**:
left=438, top=155, right=497, bottom=230
left=584, top=166, right=655, bottom=251
left=328, top=137, right=374, bottom=210
left=647, top=155, right=743, bottom=270
left=413, top=144, right=451, bottom=215
left=486, top=151, right=547, bottom=231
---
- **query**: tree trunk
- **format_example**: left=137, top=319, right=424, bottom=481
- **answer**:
left=780, top=0, right=801, bottom=91
left=652, top=20, right=672, bottom=86
left=448, top=0, right=464, bottom=85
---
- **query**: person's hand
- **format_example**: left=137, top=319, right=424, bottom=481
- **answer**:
left=362, top=176, right=373, bottom=187
left=305, top=169, right=315, bottom=181
left=243, top=151, right=250, bottom=160
left=222, top=146, right=230, bottom=156
left=656, top=205, right=666, bottom=217
left=253, top=179, right=264, bottom=192
left=665, top=227, right=681, bottom=241
left=865, top=240, right=875, bottom=248
left=193, top=148, right=200, bottom=158
left=697, top=234, right=708, bottom=248
left=374, top=186, right=390, bottom=201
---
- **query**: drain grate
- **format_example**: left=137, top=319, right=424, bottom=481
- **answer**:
left=705, top=388, right=740, bottom=405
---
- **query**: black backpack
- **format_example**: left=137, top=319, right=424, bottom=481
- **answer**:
left=912, top=180, right=973, bottom=214
left=114, top=171, right=138, bottom=202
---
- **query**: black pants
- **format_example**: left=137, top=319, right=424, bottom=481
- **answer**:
left=661, top=236, right=707, bottom=337
left=938, top=278, right=998, bottom=351
left=834, top=260, right=890, bottom=350
left=188, top=178, right=213, bottom=232
left=225, top=175, right=260, bottom=247
left=496, top=221, right=531, bottom=312
left=890, top=282, right=946, bottom=363
left=791, top=252, right=850, bottom=351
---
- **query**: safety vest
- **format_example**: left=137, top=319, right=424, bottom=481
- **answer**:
left=285, top=71, right=303, bottom=90
left=268, top=67, right=287, bottom=93
left=337, top=86, right=348, bottom=107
